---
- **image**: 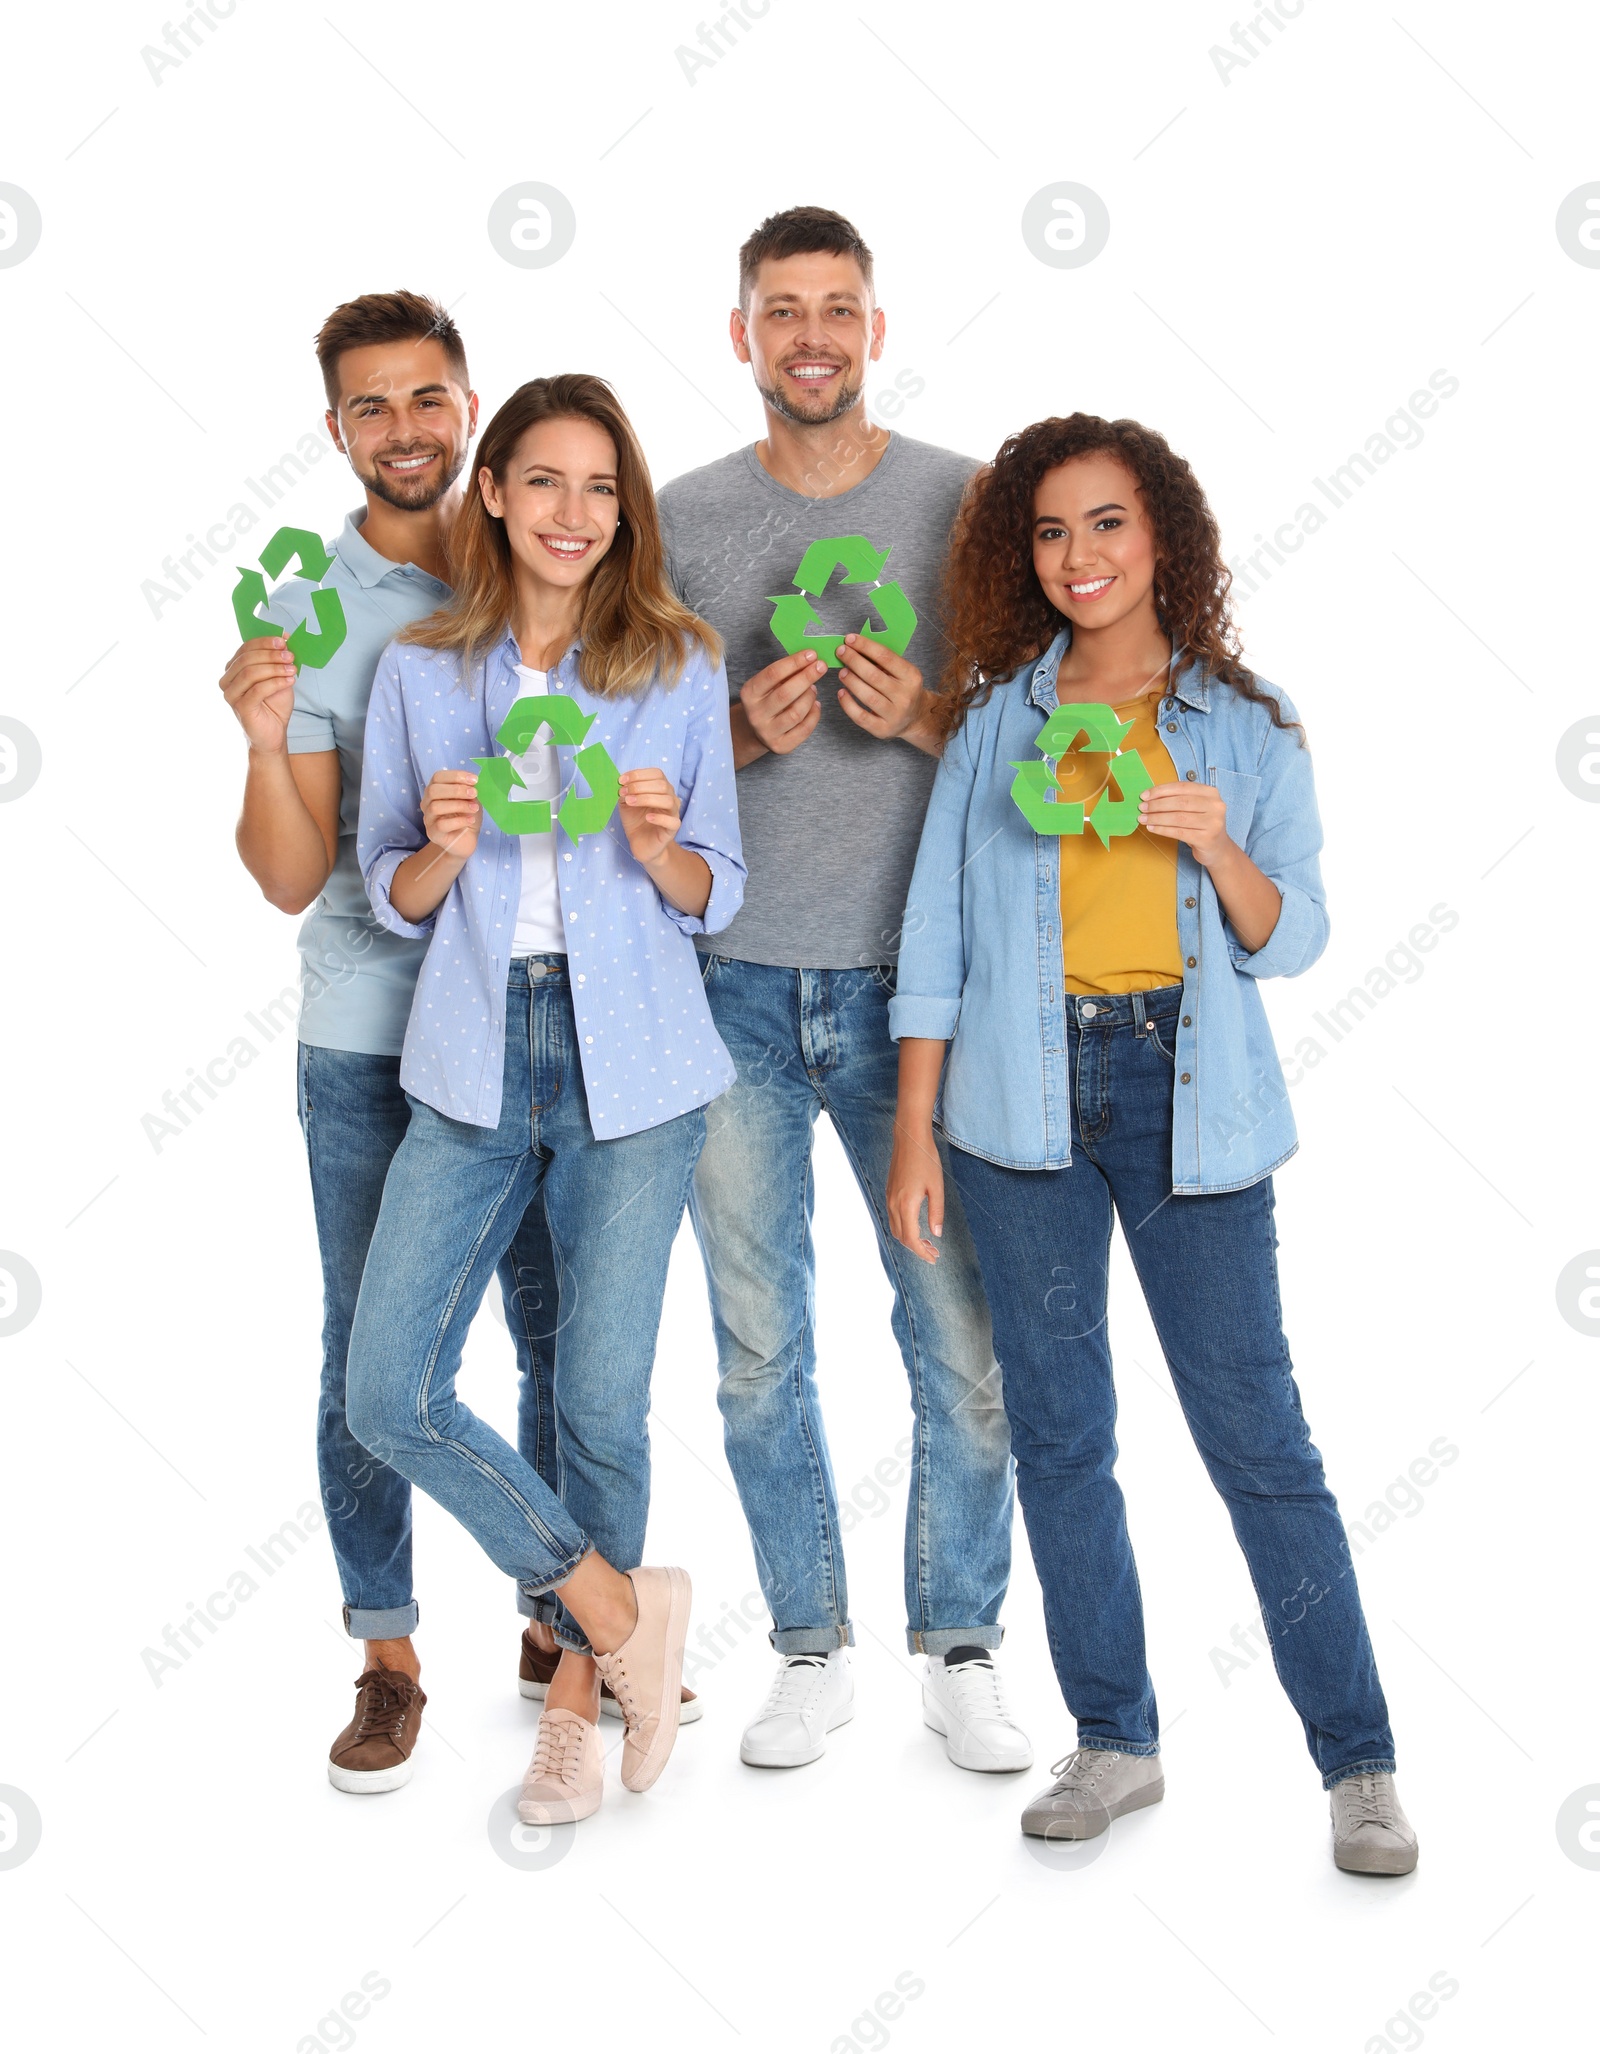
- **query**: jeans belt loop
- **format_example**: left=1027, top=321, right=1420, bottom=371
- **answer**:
left=1132, top=990, right=1147, bottom=1034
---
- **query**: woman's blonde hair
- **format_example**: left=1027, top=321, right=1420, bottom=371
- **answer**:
left=402, top=372, right=719, bottom=694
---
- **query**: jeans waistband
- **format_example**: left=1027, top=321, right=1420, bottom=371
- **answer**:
left=508, top=953, right=569, bottom=988
left=1066, top=983, right=1183, bottom=1031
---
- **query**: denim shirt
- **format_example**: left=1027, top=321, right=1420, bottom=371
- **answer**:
left=360, top=631, right=745, bottom=1136
left=888, top=630, right=1328, bottom=1193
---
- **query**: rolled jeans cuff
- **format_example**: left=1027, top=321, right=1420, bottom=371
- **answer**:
left=343, top=1600, right=420, bottom=1639
left=517, top=1587, right=562, bottom=1624
left=1323, top=1755, right=1398, bottom=1792
left=771, top=1623, right=854, bottom=1655
left=911, top=1625, right=1004, bottom=1657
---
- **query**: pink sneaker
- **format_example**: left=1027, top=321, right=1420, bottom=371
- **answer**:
left=518, top=1709, right=604, bottom=1825
left=591, top=1566, right=691, bottom=1792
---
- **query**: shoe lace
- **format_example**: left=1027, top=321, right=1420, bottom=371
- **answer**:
left=594, top=1650, right=639, bottom=1728
left=1046, top=1747, right=1116, bottom=1795
left=760, top=1654, right=830, bottom=1715
left=531, top=1716, right=585, bottom=1787
left=941, top=1656, right=1014, bottom=1723
left=352, top=1670, right=413, bottom=1744
left=1337, top=1772, right=1399, bottom=1830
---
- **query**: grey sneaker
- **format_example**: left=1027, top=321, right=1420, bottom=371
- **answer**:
left=1021, top=1747, right=1164, bottom=1840
left=1330, top=1771, right=1418, bottom=1875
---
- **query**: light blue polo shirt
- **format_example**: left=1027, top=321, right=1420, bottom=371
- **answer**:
left=269, top=509, right=451, bottom=1056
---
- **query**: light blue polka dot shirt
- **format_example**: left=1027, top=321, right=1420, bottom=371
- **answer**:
left=359, top=630, right=745, bottom=1136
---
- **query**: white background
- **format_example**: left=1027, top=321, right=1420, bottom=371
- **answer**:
left=2, top=0, right=1595, bottom=2047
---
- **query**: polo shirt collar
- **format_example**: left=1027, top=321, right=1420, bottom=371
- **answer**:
left=333, top=508, right=447, bottom=591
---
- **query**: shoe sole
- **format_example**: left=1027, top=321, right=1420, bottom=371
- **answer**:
left=518, top=1786, right=602, bottom=1826
left=1021, top=1773, right=1165, bottom=1839
left=740, top=1694, right=855, bottom=1768
left=621, top=1566, right=692, bottom=1794
left=1334, top=1842, right=1419, bottom=1876
left=522, top=1678, right=703, bottom=1725
left=923, top=1700, right=1033, bottom=1774
left=328, top=1759, right=415, bottom=1795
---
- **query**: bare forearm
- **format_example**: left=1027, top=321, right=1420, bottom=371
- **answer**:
left=729, top=701, right=769, bottom=770
left=237, top=751, right=332, bottom=913
left=645, top=844, right=712, bottom=919
left=389, top=844, right=468, bottom=925
left=900, top=691, right=946, bottom=759
left=1206, top=842, right=1282, bottom=954
left=896, top=1036, right=947, bottom=1130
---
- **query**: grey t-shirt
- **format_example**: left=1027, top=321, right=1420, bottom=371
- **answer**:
left=658, top=433, right=977, bottom=969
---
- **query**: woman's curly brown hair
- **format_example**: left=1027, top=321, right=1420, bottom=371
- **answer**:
left=934, top=413, right=1301, bottom=743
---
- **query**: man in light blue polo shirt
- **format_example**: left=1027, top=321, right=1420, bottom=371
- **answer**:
left=219, top=292, right=558, bottom=1792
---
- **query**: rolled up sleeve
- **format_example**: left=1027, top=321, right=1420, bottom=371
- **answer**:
left=358, top=645, right=436, bottom=940
left=888, top=723, right=974, bottom=1043
left=1229, top=697, right=1329, bottom=980
left=660, top=647, right=745, bottom=937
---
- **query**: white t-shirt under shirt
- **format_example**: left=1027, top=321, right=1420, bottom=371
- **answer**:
left=505, top=667, right=566, bottom=957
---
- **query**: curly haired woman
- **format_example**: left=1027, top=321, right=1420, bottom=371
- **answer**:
left=884, top=414, right=1416, bottom=1874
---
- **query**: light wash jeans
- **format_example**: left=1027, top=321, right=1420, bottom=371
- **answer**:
left=345, top=958, right=706, bottom=1652
left=690, top=955, right=1014, bottom=1656
left=297, top=1043, right=558, bottom=1639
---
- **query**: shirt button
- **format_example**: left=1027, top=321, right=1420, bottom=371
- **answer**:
left=1185, top=770, right=1197, bottom=781
left=1166, top=721, right=1177, bottom=733
left=1185, top=895, right=1196, bottom=908
left=1180, top=1072, right=1192, bottom=1084
left=1182, top=1014, right=1192, bottom=1027
left=1186, top=955, right=1197, bottom=968
left=584, top=1035, right=594, bottom=1045
left=577, top=973, right=586, bottom=983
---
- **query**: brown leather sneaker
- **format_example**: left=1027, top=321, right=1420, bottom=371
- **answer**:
left=518, top=1627, right=562, bottom=1701
left=328, top=1668, right=426, bottom=1794
left=520, top=1625, right=702, bottom=1722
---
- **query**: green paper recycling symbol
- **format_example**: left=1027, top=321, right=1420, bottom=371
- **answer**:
left=767, top=533, right=917, bottom=668
left=473, top=695, right=620, bottom=838
left=1010, top=702, right=1155, bottom=846
left=230, top=526, right=348, bottom=670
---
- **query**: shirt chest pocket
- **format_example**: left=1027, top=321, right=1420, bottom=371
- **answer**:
left=1207, top=766, right=1261, bottom=846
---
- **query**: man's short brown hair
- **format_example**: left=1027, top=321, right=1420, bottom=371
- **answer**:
left=313, top=290, right=469, bottom=410
left=737, top=207, right=875, bottom=309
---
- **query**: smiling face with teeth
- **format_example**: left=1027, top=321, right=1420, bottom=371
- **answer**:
left=1032, top=451, right=1164, bottom=651
left=331, top=336, right=476, bottom=513
left=478, top=415, right=621, bottom=609
left=733, top=249, right=885, bottom=429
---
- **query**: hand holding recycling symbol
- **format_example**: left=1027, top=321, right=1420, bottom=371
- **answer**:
left=767, top=534, right=918, bottom=668
left=230, top=526, right=348, bottom=669
left=473, top=694, right=620, bottom=837
left=1010, top=702, right=1154, bottom=844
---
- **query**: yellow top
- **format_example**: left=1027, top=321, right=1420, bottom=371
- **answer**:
left=1055, top=695, right=1183, bottom=996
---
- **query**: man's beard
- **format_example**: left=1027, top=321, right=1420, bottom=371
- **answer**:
left=755, top=370, right=863, bottom=427
left=359, top=440, right=468, bottom=512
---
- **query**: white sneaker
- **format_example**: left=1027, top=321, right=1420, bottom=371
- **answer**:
left=923, top=1649, right=1033, bottom=1773
left=740, top=1651, right=854, bottom=1767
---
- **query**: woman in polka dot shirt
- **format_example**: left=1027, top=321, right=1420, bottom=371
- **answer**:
left=347, top=375, right=744, bottom=1819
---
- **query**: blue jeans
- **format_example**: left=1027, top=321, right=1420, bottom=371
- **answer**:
left=298, top=1044, right=560, bottom=1638
left=344, top=958, right=705, bottom=1652
left=690, top=955, right=1013, bottom=1656
left=948, top=984, right=1396, bottom=1788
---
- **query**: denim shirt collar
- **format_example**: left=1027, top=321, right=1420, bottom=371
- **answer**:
left=1025, top=627, right=1212, bottom=714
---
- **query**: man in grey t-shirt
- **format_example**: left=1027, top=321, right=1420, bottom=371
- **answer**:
left=660, top=207, right=1029, bottom=1776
